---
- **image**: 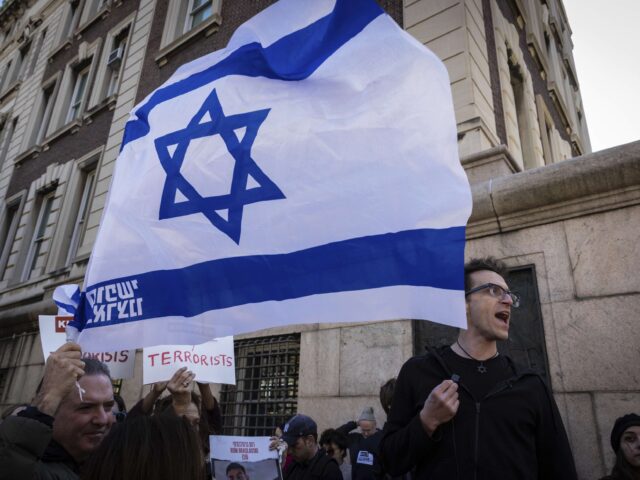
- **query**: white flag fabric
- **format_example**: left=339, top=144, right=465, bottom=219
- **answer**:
left=71, top=0, right=472, bottom=351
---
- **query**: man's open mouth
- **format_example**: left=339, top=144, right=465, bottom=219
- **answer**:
left=495, top=311, right=510, bottom=324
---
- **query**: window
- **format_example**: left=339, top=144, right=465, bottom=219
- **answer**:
left=105, top=27, right=129, bottom=98
left=220, top=334, right=300, bottom=436
left=0, top=202, right=21, bottom=279
left=16, top=41, right=31, bottom=81
left=65, top=65, right=90, bottom=123
left=0, top=117, right=17, bottom=170
left=0, top=60, right=12, bottom=91
left=186, top=0, right=213, bottom=32
left=28, top=29, right=47, bottom=76
left=82, top=0, right=109, bottom=24
left=22, top=191, right=55, bottom=281
left=31, top=83, right=57, bottom=145
left=61, top=2, right=80, bottom=41
left=507, top=56, right=536, bottom=169
left=160, top=0, right=221, bottom=50
left=65, top=166, right=96, bottom=264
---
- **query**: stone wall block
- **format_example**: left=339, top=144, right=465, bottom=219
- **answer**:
left=299, top=328, right=340, bottom=397
left=552, top=296, right=640, bottom=391
left=466, top=223, right=575, bottom=303
left=565, top=205, right=640, bottom=297
left=339, top=321, right=412, bottom=396
left=558, top=393, right=606, bottom=480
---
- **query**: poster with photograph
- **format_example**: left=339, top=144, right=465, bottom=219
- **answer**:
left=210, top=435, right=281, bottom=480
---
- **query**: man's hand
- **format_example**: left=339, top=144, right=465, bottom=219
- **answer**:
left=419, top=380, right=459, bottom=436
left=166, top=367, right=195, bottom=405
left=269, top=436, right=286, bottom=451
left=34, top=342, right=85, bottom=416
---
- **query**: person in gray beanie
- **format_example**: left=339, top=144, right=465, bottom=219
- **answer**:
left=336, top=407, right=383, bottom=480
left=599, top=413, right=640, bottom=480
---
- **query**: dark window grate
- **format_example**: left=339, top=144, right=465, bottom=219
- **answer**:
left=220, top=334, right=300, bottom=436
left=0, top=368, right=8, bottom=401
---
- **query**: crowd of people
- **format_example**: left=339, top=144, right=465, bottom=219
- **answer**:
left=0, top=257, right=638, bottom=479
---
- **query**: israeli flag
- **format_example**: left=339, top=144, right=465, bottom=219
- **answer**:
left=71, top=0, right=472, bottom=351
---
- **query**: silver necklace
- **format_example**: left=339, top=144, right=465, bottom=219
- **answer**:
left=456, top=340, right=498, bottom=374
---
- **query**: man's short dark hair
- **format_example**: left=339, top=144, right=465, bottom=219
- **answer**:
left=464, top=257, right=508, bottom=291
left=83, top=357, right=112, bottom=379
left=379, top=378, right=396, bottom=415
left=226, top=462, right=246, bottom=474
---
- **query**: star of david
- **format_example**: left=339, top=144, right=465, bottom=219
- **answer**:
left=154, top=88, right=285, bottom=244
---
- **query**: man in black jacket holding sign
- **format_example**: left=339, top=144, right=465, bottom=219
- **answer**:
left=380, top=257, right=578, bottom=480
left=281, top=414, right=343, bottom=480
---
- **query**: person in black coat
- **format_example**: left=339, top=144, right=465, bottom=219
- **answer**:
left=280, top=414, right=343, bottom=480
left=380, top=257, right=578, bottom=480
left=336, top=407, right=383, bottom=479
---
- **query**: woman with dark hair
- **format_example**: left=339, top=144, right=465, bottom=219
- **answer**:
left=81, top=413, right=204, bottom=480
left=599, top=413, right=640, bottom=480
left=319, top=428, right=351, bottom=480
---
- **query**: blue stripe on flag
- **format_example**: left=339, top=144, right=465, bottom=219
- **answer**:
left=79, top=227, right=465, bottom=329
left=121, top=0, right=384, bottom=148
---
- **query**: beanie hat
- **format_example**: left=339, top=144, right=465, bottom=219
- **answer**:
left=358, top=406, right=375, bottom=423
left=610, top=413, right=640, bottom=453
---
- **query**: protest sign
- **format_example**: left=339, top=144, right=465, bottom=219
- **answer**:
left=142, top=336, right=235, bottom=385
left=38, top=315, right=135, bottom=379
left=210, top=436, right=281, bottom=480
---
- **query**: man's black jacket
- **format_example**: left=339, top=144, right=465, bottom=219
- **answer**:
left=284, top=448, right=343, bottom=480
left=336, top=421, right=383, bottom=479
left=379, top=347, right=578, bottom=480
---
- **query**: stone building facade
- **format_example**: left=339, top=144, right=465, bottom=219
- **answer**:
left=0, top=1, right=637, bottom=478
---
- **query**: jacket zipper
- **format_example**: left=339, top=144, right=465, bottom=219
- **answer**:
left=474, top=402, right=480, bottom=480
left=425, top=347, right=537, bottom=479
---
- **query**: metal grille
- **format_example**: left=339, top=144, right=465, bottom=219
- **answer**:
left=220, top=334, right=300, bottom=436
left=0, top=369, right=8, bottom=401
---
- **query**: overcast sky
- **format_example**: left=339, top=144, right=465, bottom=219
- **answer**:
left=562, top=0, right=640, bottom=153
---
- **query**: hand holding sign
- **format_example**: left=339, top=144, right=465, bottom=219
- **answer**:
left=34, top=342, right=85, bottom=416
left=167, top=367, right=195, bottom=406
left=142, top=337, right=235, bottom=385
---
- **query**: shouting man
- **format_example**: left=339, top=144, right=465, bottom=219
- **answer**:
left=380, top=257, right=577, bottom=479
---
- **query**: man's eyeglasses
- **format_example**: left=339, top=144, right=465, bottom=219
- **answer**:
left=465, top=283, right=521, bottom=308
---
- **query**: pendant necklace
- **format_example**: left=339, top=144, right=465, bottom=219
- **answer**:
left=456, top=340, right=498, bottom=374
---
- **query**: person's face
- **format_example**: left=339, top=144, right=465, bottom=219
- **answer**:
left=465, top=270, right=513, bottom=342
left=288, top=435, right=315, bottom=463
left=174, top=401, right=200, bottom=431
left=227, top=467, right=249, bottom=480
left=358, top=420, right=376, bottom=438
left=620, top=426, right=640, bottom=468
left=328, top=442, right=345, bottom=463
left=52, top=374, right=115, bottom=462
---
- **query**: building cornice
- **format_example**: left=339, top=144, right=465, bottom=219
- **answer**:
left=468, top=141, right=640, bottom=238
